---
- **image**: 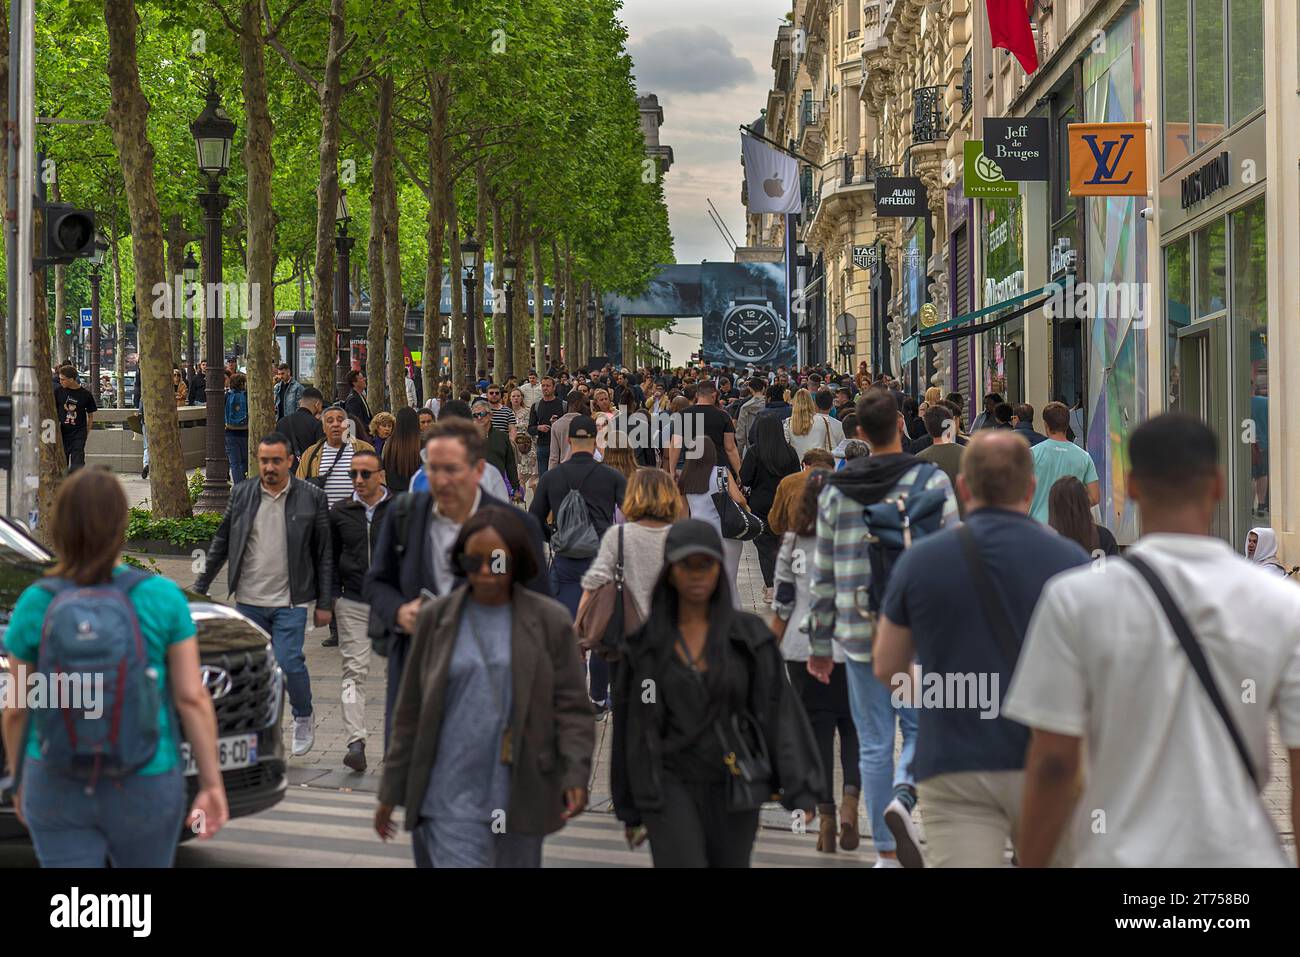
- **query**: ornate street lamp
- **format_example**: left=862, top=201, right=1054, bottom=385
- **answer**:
left=335, top=187, right=354, bottom=402
left=191, top=77, right=236, bottom=512
left=460, top=231, right=481, bottom=387
left=501, top=253, right=517, bottom=381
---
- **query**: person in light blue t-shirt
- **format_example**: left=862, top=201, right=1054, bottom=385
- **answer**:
left=1029, top=401, right=1099, bottom=523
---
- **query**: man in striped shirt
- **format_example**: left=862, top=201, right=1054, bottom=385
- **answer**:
left=486, top=383, right=517, bottom=440
left=297, top=405, right=377, bottom=508
left=806, top=387, right=959, bottom=868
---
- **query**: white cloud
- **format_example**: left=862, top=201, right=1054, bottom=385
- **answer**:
left=622, top=0, right=792, bottom=266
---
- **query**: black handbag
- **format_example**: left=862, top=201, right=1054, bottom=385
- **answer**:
left=711, top=468, right=764, bottom=542
left=714, top=711, right=774, bottom=812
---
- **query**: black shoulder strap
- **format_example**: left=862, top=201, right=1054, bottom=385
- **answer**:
left=1126, top=554, right=1260, bottom=789
left=956, top=524, right=1021, bottom=670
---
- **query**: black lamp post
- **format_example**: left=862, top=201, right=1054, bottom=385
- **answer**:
left=191, top=78, right=236, bottom=512
left=460, top=231, right=481, bottom=388
left=89, top=234, right=107, bottom=397
left=182, top=248, right=199, bottom=371
left=334, top=188, right=354, bottom=403
left=501, top=253, right=517, bottom=381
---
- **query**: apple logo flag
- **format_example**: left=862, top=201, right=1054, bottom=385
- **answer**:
left=742, top=132, right=802, bottom=215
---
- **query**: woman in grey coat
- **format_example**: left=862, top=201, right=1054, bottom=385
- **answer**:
left=374, top=506, right=594, bottom=867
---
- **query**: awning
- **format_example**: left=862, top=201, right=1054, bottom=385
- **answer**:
left=900, top=334, right=919, bottom=365
left=919, top=285, right=1051, bottom=347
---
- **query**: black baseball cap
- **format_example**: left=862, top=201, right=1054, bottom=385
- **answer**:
left=569, top=414, right=598, bottom=439
left=663, top=519, right=724, bottom=565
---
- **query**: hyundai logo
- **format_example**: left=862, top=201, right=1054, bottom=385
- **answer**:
left=200, top=665, right=233, bottom=700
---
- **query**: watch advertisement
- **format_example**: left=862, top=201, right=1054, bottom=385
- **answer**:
left=701, top=261, right=793, bottom=367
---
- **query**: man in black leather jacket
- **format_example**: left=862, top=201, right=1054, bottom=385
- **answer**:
left=194, top=432, right=335, bottom=758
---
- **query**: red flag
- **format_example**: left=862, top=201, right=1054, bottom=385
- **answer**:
left=986, top=0, right=1039, bottom=74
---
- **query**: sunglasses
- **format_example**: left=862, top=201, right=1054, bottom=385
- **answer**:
left=456, top=553, right=509, bottom=574
left=348, top=469, right=377, bottom=480
left=471, top=410, right=490, bottom=419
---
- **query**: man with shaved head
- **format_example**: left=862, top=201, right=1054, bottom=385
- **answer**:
left=871, top=429, right=1092, bottom=867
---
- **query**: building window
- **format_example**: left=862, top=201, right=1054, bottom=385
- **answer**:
left=1164, top=235, right=1191, bottom=407
left=1231, top=195, right=1268, bottom=528
left=1194, top=217, right=1227, bottom=318
left=1163, top=0, right=1262, bottom=171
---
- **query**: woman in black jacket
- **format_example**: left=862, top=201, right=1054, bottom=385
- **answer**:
left=610, top=519, right=823, bottom=867
left=739, top=413, right=800, bottom=600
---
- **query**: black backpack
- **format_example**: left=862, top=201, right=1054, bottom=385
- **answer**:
left=859, top=463, right=948, bottom=617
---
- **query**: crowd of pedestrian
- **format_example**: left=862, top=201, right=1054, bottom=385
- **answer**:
left=9, top=354, right=1300, bottom=871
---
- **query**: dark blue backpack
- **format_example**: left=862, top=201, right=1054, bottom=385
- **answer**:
left=33, top=569, right=161, bottom=784
left=860, top=462, right=948, bottom=617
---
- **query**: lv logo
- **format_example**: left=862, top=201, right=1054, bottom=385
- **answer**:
left=1081, top=133, right=1134, bottom=185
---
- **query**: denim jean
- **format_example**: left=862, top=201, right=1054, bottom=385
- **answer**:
left=535, top=442, right=551, bottom=480
left=551, top=554, right=606, bottom=702
left=844, top=656, right=917, bottom=854
left=236, top=604, right=312, bottom=717
left=141, top=421, right=149, bottom=469
left=225, top=429, right=249, bottom=484
left=21, top=759, right=186, bottom=867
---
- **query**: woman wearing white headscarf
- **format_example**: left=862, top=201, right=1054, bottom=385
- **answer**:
left=1245, top=527, right=1287, bottom=576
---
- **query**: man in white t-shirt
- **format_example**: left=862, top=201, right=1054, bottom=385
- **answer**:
left=1006, top=413, right=1300, bottom=867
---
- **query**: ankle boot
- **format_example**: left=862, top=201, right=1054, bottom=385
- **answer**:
left=838, top=786, right=861, bottom=851
left=816, top=803, right=837, bottom=853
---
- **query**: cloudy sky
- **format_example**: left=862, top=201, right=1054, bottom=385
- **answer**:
left=619, top=0, right=789, bottom=362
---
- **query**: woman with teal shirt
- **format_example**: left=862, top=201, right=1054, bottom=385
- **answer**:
left=0, top=468, right=228, bottom=866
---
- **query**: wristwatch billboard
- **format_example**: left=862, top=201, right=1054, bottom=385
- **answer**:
left=720, top=287, right=782, bottom=363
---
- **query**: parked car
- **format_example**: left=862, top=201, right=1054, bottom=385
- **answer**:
left=0, top=515, right=286, bottom=841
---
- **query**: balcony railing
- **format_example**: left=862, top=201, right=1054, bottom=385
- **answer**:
left=962, top=51, right=973, bottom=115
left=841, top=152, right=877, bottom=186
left=912, top=85, right=946, bottom=144
left=799, top=98, right=823, bottom=138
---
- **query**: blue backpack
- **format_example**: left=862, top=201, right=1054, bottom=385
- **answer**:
left=33, top=569, right=162, bottom=783
left=860, top=462, right=948, bottom=617
left=225, top=389, right=248, bottom=427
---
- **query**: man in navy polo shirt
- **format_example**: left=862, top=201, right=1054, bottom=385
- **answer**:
left=872, top=430, right=1090, bottom=867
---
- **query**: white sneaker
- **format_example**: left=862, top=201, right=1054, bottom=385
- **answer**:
left=872, top=856, right=902, bottom=868
left=292, top=716, right=315, bottom=756
left=884, top=798, right=925, bottom=868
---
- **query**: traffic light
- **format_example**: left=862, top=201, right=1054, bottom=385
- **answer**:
left=0, top=396, right=13, bottom=471
left=38, top=203, right=96, bottom=266
left=62, top=314, right=75, bottom=338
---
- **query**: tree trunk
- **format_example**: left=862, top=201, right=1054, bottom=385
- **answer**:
left=579, top=279, right=591, bottom=369
left=33, top=217, right=62, bottom=543
left=510, top=200, right=526, bottom=378
left=309, top=0, right=347, bottom=398
left=473, top=162, right=487, bottom=384
left=104, top=0, right=189, bottom=517
left=532, top=234, right=545, bottom=374
left=367, top=74, right=394, bottom=412
left=445, top=148, right=463, bottom=392
left=240, top=0, right=276, bottom=444
left=382, top=79, right=404, bottom=412
left=164, top=213, right=195, bottom=368
left=549, top=237, right=560, bottom=372
left=366, top=161, right=386, bottom=407
left=0, top=2, right=9, bottom=390
left=420, top=73, right=446, bottom=402
left=110, top=206, right=126, bottom=408
left=489, top=190, right=503, bottom=384
left=563, top=245, right=576, bottom=372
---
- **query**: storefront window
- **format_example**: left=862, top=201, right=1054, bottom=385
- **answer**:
left=980, top=195, right=1024, bottom=398
left=1231, top=196, right=1268, bottom=532
left=1195, top=218, right=1226, bottom=316
left=1163, top=0, right=1191, bottom=170
left=298, top=335, right=317, bottom=384
left=1193, top=0, right=1225, bottom=150
left=1165, top=236, right=1191, bottom=407
left=1230, top=0, right=1264, bottom=124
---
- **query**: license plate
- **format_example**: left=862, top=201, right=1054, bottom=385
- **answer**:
left=180, top=733, right=258, bottom=777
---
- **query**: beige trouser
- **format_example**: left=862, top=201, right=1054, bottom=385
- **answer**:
left=918, top=769, right=1074, bottom=868
left=335, top=596, right=371, bottom=746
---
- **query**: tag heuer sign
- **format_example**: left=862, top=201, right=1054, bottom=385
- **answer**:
left=983, top=118, right=1050, bottom=181
left=874, top=177, right=928, bottom=217
left=852, top=245, right=873, bottom=269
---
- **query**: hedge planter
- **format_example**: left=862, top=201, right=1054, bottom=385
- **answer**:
left=125, top=537, right=207, bottom=557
